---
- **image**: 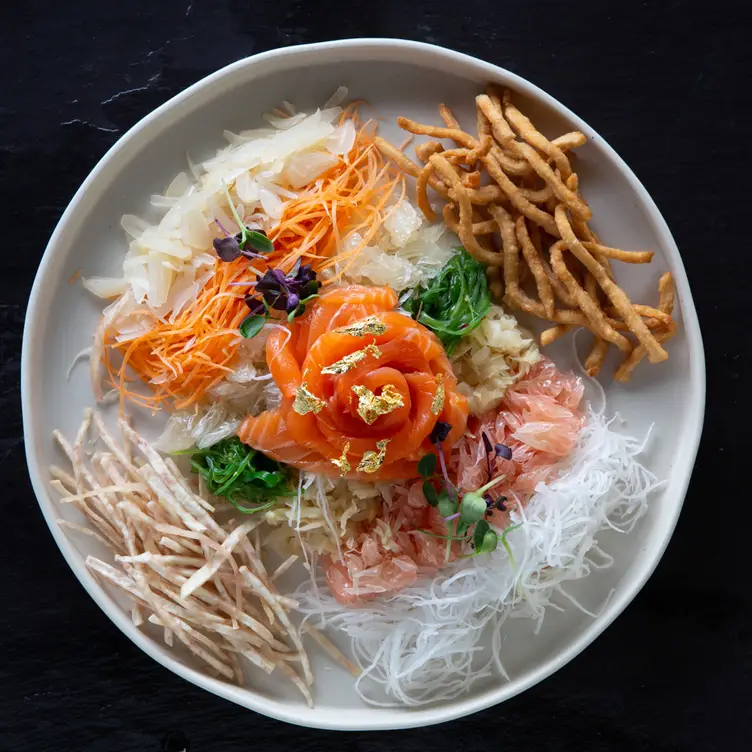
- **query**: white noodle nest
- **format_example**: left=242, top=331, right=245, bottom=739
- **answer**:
left=294, top=408, right=662, bottom=706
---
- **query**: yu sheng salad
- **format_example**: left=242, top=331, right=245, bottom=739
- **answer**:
left=52, top=86, right=676, bottom=706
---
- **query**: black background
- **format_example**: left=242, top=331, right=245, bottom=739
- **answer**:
left=1, top=1, right=749, bottom=750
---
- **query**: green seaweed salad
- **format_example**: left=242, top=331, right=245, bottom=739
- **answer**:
left=403, top=248, right=491, bottom=354
left=190, top=437, right=291, bottom=513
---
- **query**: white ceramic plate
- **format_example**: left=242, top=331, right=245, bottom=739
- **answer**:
left=22, top=39, right=705, bottom=729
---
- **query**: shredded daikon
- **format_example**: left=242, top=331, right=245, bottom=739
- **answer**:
left=294, top=409, right=661, bottom=706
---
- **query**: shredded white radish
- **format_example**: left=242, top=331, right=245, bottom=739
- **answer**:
left=294, top=409, right=661, bottom=706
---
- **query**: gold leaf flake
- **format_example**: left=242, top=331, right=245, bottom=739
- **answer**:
left=431, top=373, right=445, bottom=416
left=351, top=383, right=404, bottom=425
left=292, top=382, right=325, bottom=415
left=357, top=440, right=390, bottom=474
left=331, top=442, right=351, bottom=476
left=321, top=344, right=382, bottom=375
left=335, top=315, right=387, bottom=337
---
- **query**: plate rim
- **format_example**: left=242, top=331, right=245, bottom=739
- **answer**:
left=21, top=37, right=706, bottom=730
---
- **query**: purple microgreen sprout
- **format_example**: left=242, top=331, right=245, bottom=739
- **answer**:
left=241, top=264, right=321, bottom=337
left=495, top=443, right=513, bottom=461
left=482, top=431, right=493, bottom=480
left=481, top=432, right=513, bottom=483
left=214, top=181, right=274, bottom=262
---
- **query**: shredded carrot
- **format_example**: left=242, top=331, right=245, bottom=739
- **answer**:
left=69, top=269, right=82, bottom=284
left=106, top=107, right=405, bottom=410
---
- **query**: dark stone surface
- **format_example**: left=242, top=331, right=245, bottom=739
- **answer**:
left=1, top=1, right=749, bottom=750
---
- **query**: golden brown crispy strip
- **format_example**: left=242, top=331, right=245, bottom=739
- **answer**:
left=431, top=153, right=504, bottom=265
left=439, top=103, right=461, bottom=130
left=470, top=219, right=497, bottom=235
left=397, top=116, right=476, bottom=148
left=477, top=101, right=492, bottom=139
left=466, top=185, right=505, bottom=204
left=416, top=163, right=437, bottom=221
left=519, top=183, right=554, bottom=204
left=462, top=170, right=482, bottom=189
left=555, top=205, right=668, bottom=363
left=542, top=255, right=577, bottom=307
left=475, top=95, right=532, bottom=175
left=615, top=273, right=677, bottom=382
left=583, top=265, right=609, bottom=376
left=584, top=337, right=610, bottom=377
left=516, top=217, right=555, bottom=318
left=540, top=325, right=571, bottom=346
left=466, top=135, right=493, bottom=164
left=552, top=131, right=587, bottom=151
left=482, top=149, right=559, bottom=236
left=582, top=242, right=654, bottom=264
left=439, top=147, right=471, bottom=163
left=373, top=136, right=421, bottom=178
left=502, top=89, right=573, bottom=179
left=488, top=204, right=520, bottom=300
left=604, top=304, right=673, bottom=326
left=415, top=140, right=444, bottom=162
left=440, top=199, right=503, bottom=267
left=487, top=266, right=504, bottom=301
left=550, top=241, right=631, bottom=352
left=516, top=141, right=591, bottom=218
left=476, top=93, right=517, bottom=143
left=375, top=136, right=450, bottom=202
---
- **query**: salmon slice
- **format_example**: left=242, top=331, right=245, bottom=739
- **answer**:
left=238, top=409, right=316, bottom=465
left=317, top=285, right=398, bottom=308
left=239, top=284, right=470, bottom=480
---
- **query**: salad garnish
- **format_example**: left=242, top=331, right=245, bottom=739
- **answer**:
left=404, top=248, right=491, bottom=354
left=190, top=436, right=291, bottom=513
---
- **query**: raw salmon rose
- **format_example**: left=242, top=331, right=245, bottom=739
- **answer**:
left=238, top=285, right=469, bottom=479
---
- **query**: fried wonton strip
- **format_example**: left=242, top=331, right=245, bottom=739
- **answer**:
left=583, top=242, right=654, bottom=264
left=416, top=163, right=437, bottom=221
left=555, top=206, right=668, bottom=362
left=542, top=256, right=577, bottom=307
left=431, top=154, right=504, bottom=266
left=615, top=273, right=676, bottom=382
left=439, top=103, right=461, bottom=130
left=516, top=217, right=555, bottom=318
left=414, top=140, right=444, bottom=162
left=478, top=91, right=589, bottom=217
left=550, top=241, right=631, bottom=352
left=488, top=204, right=520, bottom=300
left=552, top=131, right=587, bottom=151
left=501, top=89, right=573, bottom=179
left=482, top=150, right=559, bottom=236
left=516, top=141, right=591, bottom=218
left=584, top=337, right=610, bottom=377
left=540, top=325, right=571, bottom=346
left=397, top=115, right=476, bottom=148
left=374, top=136, right=450, bottom=202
